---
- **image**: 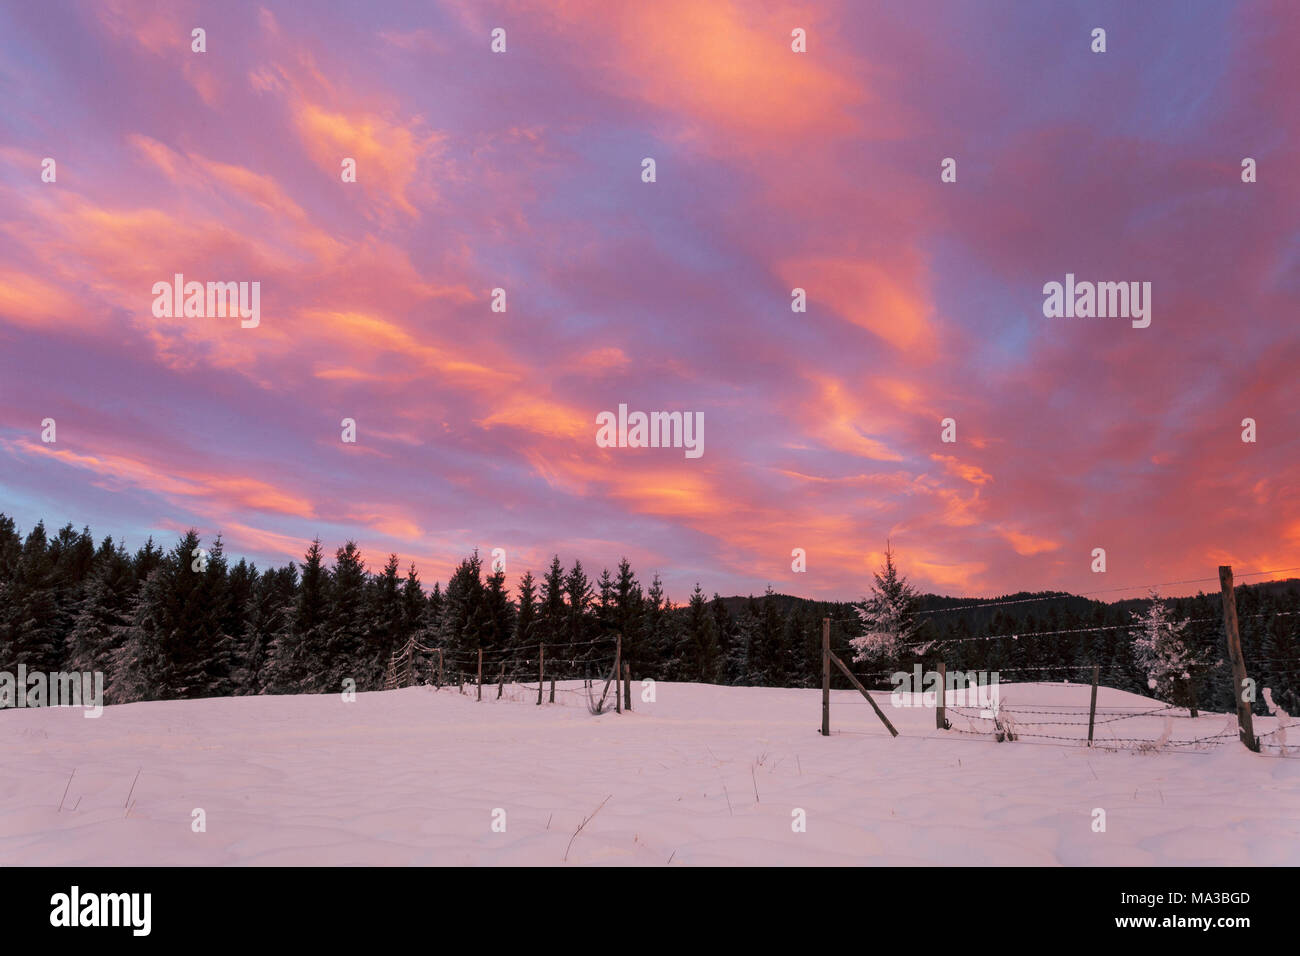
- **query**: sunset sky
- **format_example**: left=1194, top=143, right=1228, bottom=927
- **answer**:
left=1, top=0, right=1297, bottom=602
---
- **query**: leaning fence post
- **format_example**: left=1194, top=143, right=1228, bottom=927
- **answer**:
left=498, top=660, right=505, bottom=699
left=821, top=617, right=830, bottom=736
left=1219, top=566, right=1259, bottom=751
left=936, top=659, right=947, bottom=730
left=1087, top=663, right=1099, bottom=746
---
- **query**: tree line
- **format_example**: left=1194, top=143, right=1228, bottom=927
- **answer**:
left=0, top=514, right=1296, bottom=715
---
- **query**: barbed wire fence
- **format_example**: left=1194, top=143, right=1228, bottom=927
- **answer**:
left=819, top=564, right=1300, bottom=757
left=377, top=564, right=1300, bottom=751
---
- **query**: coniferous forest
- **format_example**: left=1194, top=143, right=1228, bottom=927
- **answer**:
left=1, top=513, right=1297, bottom=716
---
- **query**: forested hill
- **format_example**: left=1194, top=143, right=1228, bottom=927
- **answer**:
left=702, top=579, right=1300, bottom=717
left=1, top=512, right=1296, bottom=717
left=711, top=580, right=1300, bottom=643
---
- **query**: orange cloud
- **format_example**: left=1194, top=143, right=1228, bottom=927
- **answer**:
left=781, top=256, right=935, bottom=354
left=4, top=439, right=315, bottom=520
left=292, top=102, right=440, bottom=217
left=0, top=269, right=92, bottom=330
left=931, top=454, right=993, bottom=487
left=452, top=0, right=864, bottom=150
left=998, top=527, right=1061, bottom=557
left=301, top=309, right=512, bottom=386
left=478, top=396, right=591, bottom=441
left=803, top=374, right=903, bottom=461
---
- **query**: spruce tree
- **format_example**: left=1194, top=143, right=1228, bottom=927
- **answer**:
left=564, top=560, right=595, bottom=664
left=710, top=593, right=734, bottom=682
left=514, top=570, right=538, bottom=654
left=440, top=552, right=485, bottom=676
left=613, top=559, right=643, bottom=675
left=66, top=539, right=135, bottom=684
left=849, top=543, right=918, bottom=670
left=242, top=563, right=298, bottom=694
left=3, top=521, right=61, bottom=673
left=1131, top=591, right=1204, bottom=706
left=684, top=584, right=720, bottom=681
left=748, top=587, right=784, bottom=684
left=368, top=554, right=405, bottom=688
left=114, top=530, right=212, bottom=701
left=640, top=574, right=670, bottom=679
left=399, top=563, right=428, bottom=681
left=482, top=568, right=515, bottom=656
left=727, top=598, right=759, bottom=685
left=327, top=541, right=371, bottom=692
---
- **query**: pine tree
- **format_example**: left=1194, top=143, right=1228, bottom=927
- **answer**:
left=191, top=534, right=236, bottom=699
left=426, top=581, right=444, bottom=643
left=564, top=559, right=595, bottom=663
left=440, top=551, right=485, bottom=674
left=399, top=563, right=428, bottom=680
left=242, top=563, right=298, bottom=694
left=596, top=568, right=616, bottom=639
left=754, top=587, right=785, bottom=685
left=133, top=537, right=162, bottom=584
left=727, top=597, right=758, bottom=685
left=0, top=513, right=22, bottom=584
left=114, top=530, right=216, bottom=701
left=514, top=570, right=538, bottom=654
left=613, top=559, right=643, bottom=675
left=48, top=523, right=96, bottom=645
left=2, top=521, right=61, bottom=673
left=1261, top=587, right=1300, bottom=716
left=66, top=539, right=135, bottom=684
left=849, top=543, right=918, bottom=669
left=535, top=557, right=568, bottom=674
left=327, top=541, right=371, bottom=691
left=265, top=539, right=330, bottom=694
left=482, top=568, right=514, bottom=655
left=1131, top=591, right=1204, bottom=705
left=711, top=593, right=734, bottom=682
left=684, top=584, right=720, bottom=682
left=640, top=574, right=670, bottom=679
left=368, top=554, right=405, bottom=688
left=221, top=557, right=257, bottom=695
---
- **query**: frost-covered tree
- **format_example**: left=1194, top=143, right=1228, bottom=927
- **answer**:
left=849, top=543, right=918, bottom=667
left=1131, top=592, right=1204, bottom=703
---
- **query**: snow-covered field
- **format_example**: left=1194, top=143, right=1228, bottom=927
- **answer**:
left=1, top=680, right=1297, bottom=866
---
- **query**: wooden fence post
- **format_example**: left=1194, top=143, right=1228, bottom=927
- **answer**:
left=538, top=644, right=544, bottom=705
left=1219, top=566, right=1258, bottom=751
left=437, top=649, right=443, bottom=689
left=624, top=661, right=632, bottom=712
left=821, top=617, right=830, bottom=736
left=477, top=648, right=483, bottom=701
left=615, top=634, right=622, bottom=714
left=498, top=661, right=505, bottom=699
left=549, top=677, right=555, bottom=703
left=828, top=651, right=899, bottom=737
left=1087, top=663, right=1099, bottom=746
left=936, top=659, right=947, bottom=730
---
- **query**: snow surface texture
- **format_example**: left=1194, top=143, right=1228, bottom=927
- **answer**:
left=1, top=681, right=1296, bottom=865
